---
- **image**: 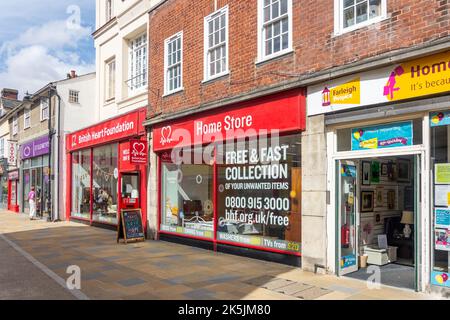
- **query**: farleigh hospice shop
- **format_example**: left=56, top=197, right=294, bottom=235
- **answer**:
left=307, top=50, right=450, bottom=294
left=149, top=90, right=306, bottom=264
left=66, top=108, right=148, bottom=230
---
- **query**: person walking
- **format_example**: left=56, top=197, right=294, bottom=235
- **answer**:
left=28, top=186, right=36, bottom=220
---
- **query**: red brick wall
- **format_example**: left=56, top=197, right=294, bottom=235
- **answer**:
left=148, top=0, right=450, bottom=116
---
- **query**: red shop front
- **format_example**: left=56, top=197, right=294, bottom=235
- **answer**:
left=7, top=170, right=19, bottom=213
left=153, top=89, right=306, bottom=257
left=66, top=108, right=148, bottom=232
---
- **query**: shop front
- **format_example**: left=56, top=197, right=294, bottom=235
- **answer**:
left=152, top=90, right=305, bottom=260
left=19, top=135, right=51, bottom=216
left=65, top=108, right=148, bottom=231
left=7, top=170, right=19, bottom=212
left=307, top=50, right=450, bottom=294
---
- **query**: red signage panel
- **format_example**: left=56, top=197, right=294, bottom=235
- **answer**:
left=66, top=108, right=147, bottom=152
left=153, top=89, right=306, bottom=152
left=130, top=139, right=148, bottom=165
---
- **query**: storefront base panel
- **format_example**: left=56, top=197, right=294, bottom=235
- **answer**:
left=430, top=285, right=450, bottom=299
left=70, top=217, right=118, bottom=232
left=159, top=233, right=302, bottom=267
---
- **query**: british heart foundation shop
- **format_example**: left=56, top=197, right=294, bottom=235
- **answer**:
left=152, top=89, right=306, bottom=262
left=66, top=108, right=148, bottom=232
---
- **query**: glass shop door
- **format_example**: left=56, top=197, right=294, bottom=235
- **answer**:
left=120, top=173, right=141, bottom=210
left=337, top=160, right=359, bottom=275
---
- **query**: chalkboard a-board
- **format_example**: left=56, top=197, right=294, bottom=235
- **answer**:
left=117, top=209, right=145, bottom=244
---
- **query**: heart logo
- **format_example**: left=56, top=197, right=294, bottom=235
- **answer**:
left=132, top=142, right=146, bottom=155
left=160, top=126, right=172, bottom=145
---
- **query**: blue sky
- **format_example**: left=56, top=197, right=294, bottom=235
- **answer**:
left=0, top=0, right=96, bottom=97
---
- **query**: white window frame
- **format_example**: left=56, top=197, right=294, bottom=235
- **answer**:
left=24, top=109, right=31, bottom=130
left=203, top=6, right=229, bottom=82
left=69, top=90, right=79, bottom=104
left=0, top=138, right=5, bottom=158
left=164, top=31, right=184, bottom=96
left=257, top=0, right=293, bottom=64
left=40, top=97, right=49, bottom=121
left=128, top=33, right=148, bottom=94
left=106, top=0, right=114, bottom=22
left=334, top=0, right=387, bottom=35
left=105, top=58, right=116, bottom=102
left=12, top=116, right=18, bottom=136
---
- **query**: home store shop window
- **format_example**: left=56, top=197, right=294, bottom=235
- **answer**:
left=71, top=149, right=91, bottom=220
left=430, top=111, right=450, bottom=288
left=159, top=133, right=302, bottom=255
left=93, top=144, right=118, bottom=224
left=161, top=148, right=214, bottom=238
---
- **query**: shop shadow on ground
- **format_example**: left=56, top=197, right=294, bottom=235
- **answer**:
left=1, top=224, right=313, bottom=300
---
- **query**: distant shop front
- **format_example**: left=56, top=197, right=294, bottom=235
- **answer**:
left=66, top=108, right=148, bottom=231
left=151, top=90, right=306, bottom=261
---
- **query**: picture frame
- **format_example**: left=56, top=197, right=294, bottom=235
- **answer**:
left=404, top=186, right=414, bottom=211
left=376, top=187, right=384, bottom=207
left=361, top=191, right=375, bottom=212
left=361, top=161, right=371, bottom=186
left=387, top=162, right=397, bottom=181
left=381, top=163, right=388, bottom=177
left=371, top=161, right=380, bottom=184
left=387, top=190, right=396, bottom=210
left=397, top=159, right=411, bottom=183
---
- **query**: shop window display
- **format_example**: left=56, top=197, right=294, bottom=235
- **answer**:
left=430, top=114, right=450, bottom=288
left=92, top=144, right=118, bottom=224
left=71, top=150, right=92, bottom=219
left=217, top=134, right=302, bottom=254
left=161, top=148, right=214, bottom=238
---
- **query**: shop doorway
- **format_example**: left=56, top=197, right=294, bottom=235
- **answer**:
left=120, top=172, right=141, bottom=211
left=337, top=155, right=420, bottom=291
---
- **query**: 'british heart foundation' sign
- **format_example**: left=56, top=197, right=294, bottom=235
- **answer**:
left=67, top=108, right=146, bottom=152
left=130, top=140, right=148, bottom=165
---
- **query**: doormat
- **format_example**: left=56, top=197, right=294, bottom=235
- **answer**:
left=244, top=276, right=332, bottom=300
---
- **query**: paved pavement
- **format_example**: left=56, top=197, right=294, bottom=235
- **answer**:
left=0, top=210, right=440, bottom=300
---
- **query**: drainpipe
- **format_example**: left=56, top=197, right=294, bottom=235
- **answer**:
left=49, top=85, right=62, bottom=222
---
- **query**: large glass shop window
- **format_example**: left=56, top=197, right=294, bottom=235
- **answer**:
left=161, top=148, right=214, bottom=238
left=431, top=111, right=450, bottom=288
left=217, top=134, right=302, bottom=254
left=93, top=144, right=119, bottom=224
left=71, top=150, right=91, bottom=219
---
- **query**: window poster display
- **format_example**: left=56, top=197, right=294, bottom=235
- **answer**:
left=217, top=134, right=302, bottom=254
left=161, top=148, right=214, bottom=239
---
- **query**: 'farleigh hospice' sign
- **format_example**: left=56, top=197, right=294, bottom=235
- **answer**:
left=308, top=51, right=450, bottom=116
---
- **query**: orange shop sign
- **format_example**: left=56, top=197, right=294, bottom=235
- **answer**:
left=307, top=51, right=450, bottom=116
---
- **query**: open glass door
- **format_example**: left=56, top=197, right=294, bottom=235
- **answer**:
left=337, top=160, right=359, bottom=275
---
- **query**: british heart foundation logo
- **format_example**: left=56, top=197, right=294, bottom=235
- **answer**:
left=384, top=66, right=405, bottom=100
left=160, top=126, right=173, bottom=146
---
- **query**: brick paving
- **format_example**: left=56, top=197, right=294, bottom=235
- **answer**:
left=0, top=211, right=438, bottom=300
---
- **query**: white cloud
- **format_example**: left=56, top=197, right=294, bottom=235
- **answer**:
left=0, top=19, right=94, bottom=98
left=0, top=46, right=94, bottom=95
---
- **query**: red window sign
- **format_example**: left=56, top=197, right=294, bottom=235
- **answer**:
left=153, top=89, right=306, bottom=151
left=130, top=139, right=148, bottom=165
left=66, top=108, right=147, bottom=152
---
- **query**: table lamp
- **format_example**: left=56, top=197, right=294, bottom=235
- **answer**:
left=401, top=211, right=414, bottom=239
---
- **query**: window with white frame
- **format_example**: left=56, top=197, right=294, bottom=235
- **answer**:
left=24, top=109, right=31, bottom=129
left=338, top=0, right=385, bottom=32
left=164, top=32, right=183, bottom=95
left=128, top=33, right=147, bottom=92
left=106, top=59, right=116, bottom=101
left=12, top=116, right=18, bottom=135
left=0, top=138, right=5, bottom=158
left=40, top=98, right=49, bottom=121
left=258, top=0, right=292, bottom=62
left=106, top=0, right=113, bottom=22
left=204, top=7, right=228, bottom=80
left=69, top=90, right=79, bottom=104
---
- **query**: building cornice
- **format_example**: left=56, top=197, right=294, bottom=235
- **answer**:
left=144, top=35, right=450, bottom=127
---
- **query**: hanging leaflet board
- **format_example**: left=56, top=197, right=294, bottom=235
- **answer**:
left=117, top=209, right=145, bottom=244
